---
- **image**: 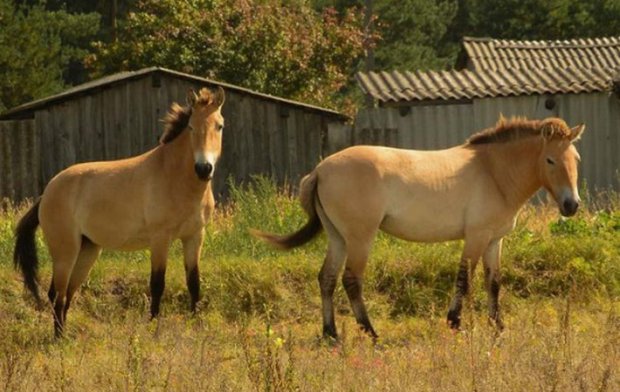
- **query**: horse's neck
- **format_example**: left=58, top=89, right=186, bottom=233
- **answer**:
left=160, top=131, right=208, bottom=195
left=484, top=137, right=543, bottom=209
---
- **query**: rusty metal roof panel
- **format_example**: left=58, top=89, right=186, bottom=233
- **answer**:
left=463, top=36, right=620, bottom=71
left=357, top=66, right=616, bottom=103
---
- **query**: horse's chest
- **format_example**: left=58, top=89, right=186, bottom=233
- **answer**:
left=156, top=204, right=204, bottom=237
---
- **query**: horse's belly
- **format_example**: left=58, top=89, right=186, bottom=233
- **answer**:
left=84, top=227, right=150, bottom=251
left=79, top=198, right=204, bottom=251
left=85, top=217, right=200, bottom=251
left=380, top=206, right=465, bottom=243
left=111, top=237, right=150, bottom=251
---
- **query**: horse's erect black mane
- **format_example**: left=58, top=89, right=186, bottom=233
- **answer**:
left=160, top=103, right=192, bottom=144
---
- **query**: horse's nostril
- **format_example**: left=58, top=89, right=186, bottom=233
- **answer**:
left=194, top=162, right=213, bottom=180
left=562, top=199, right=578, bottom=215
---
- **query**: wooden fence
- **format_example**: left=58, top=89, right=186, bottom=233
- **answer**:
left=0, top=120, right=40, bottom=203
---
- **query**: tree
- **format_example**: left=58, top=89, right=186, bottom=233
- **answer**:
left=373, top=0, right=457, bottom=70
left=465, top=0, right=620, bottom=40
left=0, top=0, right=99, bottom=111
left=86, top=0, right=367, bottom=112
left=312, top=0, right=458, bottom=71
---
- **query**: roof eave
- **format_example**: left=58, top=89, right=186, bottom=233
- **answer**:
left=0, top=67, right=348, bottom=121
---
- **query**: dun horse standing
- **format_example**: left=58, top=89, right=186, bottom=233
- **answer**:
left=14, top=87, right=225, bottom=337
left=253, top=117, right=584, bottom=339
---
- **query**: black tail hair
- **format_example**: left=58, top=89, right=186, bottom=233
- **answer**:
left=250, top=213, right=322, bottom=250
left=13, top=198, right=41, bottom=303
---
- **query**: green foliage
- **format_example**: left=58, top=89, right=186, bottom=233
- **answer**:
left=0, top=0, right=100, bottom=111
left=3, top=181, right=618, bottom=321
left=374, top=0, right=458, bottom=70
left=319, top=0, right=620, bottom=74
left=465, top=0, right=620, bottom=40
left=203, top=176, right=325, bottom=260
left=313, top=0, right=459, bottom=71
left=0, top=205, right=16, bottom=263
left=549, top=217, right=590, bottom=236
left=86, top=0, right=367, bottom=111
left=549, top=210, right=620, bottom=236
left=495, top=208, right=620, bottom=300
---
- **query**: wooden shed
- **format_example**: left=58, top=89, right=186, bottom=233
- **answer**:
left=355, top=37, right=620, bottom=192
left=0, top=67, right=347, bottom=202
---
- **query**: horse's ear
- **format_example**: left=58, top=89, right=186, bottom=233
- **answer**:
left=213, top=86, right=225, bottom=108
left=186, top=89, right=197, bottom=107
left=570, top=124, right=585, bottom=142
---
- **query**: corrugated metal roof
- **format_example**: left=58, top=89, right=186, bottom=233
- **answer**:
left=463, top=36, right=620, bottom=71
left=357, top=66, right=618, bottom=103
left=0, top=67, right=346, bottom=120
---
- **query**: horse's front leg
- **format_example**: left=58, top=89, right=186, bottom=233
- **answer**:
left=181, top=229, right=204, bottom=313
left=482, top=238, right=504, bottom=330
left=149, top=237, right=172, bottom=319
left=447, top=234, right=489, bottom=329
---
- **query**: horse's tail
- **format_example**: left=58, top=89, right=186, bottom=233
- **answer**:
left=13, top=198, right=42, bottom=303
left=251, top=171, right=322, bottom=249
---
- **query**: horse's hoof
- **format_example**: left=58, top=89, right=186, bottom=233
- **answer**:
left=447, top=310, right=461, bottom=330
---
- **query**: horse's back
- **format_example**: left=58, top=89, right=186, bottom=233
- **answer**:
left=316, top=144, right=478, bottom=195
left=38, top=152, right=157, bottom=249
left=41, top=154, right=151, bottom=212
left=315, top=145, right=493, bottom=242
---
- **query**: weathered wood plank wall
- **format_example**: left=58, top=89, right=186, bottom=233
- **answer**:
left=0, top=73, right=338, bottom=202
left=0, top=120, right=39, bottom=203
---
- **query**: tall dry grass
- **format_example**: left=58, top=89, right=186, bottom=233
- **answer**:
left=0, top=179, right=618, bottom=391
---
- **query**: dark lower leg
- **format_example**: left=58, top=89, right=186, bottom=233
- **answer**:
left=486, top=270, right=503, bottom=330
left=53, top=297, right=65, bottom=338
left=150, top=268, right=166, bottom=318
left=342, top=269, right=377, bottom=338
left=186, top=266, right=200, bottom=313
left=63, top=294, right=73, bottom=322
left=447, top=261, right=469, bottom=329
left=318, top=264, right=338, bottom=339
left=48, top=282, right=56, bottom=304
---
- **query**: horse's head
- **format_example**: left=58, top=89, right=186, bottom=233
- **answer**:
left=538, top=118, right=585, bottom=217
left=186, top=87, right=225, bottom=181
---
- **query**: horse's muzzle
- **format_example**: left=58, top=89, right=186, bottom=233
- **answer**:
left=560, top=198, right=579, bottom=217
left=194, top=162, right=213, bottom=181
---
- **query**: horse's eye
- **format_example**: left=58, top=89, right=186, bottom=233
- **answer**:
left=546, top=157, right=555, bottom=165
left=216, top=124, right=224, bottom=132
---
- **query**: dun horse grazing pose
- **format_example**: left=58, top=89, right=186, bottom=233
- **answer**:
left=14, top=87, right=225, bottom=337
left=253, top=117, right=584, bottom=339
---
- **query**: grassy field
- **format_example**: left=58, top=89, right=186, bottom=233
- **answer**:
left=1, top=179, right=619, bottom=391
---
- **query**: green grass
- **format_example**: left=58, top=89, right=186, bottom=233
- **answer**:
left=1, top=179, right=619, bottom=391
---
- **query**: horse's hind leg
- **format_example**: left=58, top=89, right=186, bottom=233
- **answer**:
left=482, top=239, right=504, bottom=330
left=318, top=236, right=347, bottom=339
left=182, top=230, right=204, bottom=313
left=64, top=237, right=102, bottom=321
left=46, top=232, right=81, bottom=337
left=343, top=243, right=378, bottom=339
